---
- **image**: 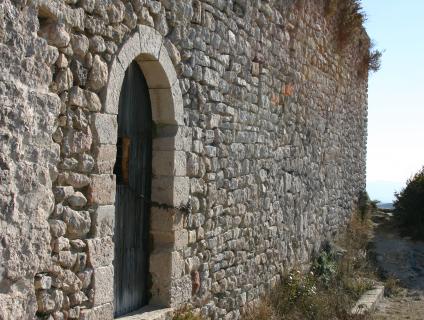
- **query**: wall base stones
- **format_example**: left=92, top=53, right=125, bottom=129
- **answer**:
left=0, top=0, right=368, bottom=319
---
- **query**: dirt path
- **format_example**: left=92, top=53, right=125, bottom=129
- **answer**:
left=370, top=212, right=424, bottom=319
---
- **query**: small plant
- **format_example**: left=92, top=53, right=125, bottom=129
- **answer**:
left=343, top=276, right=375, bottom=298
left=270, top=270, right=320, bottom=319
left=394, top=166, right=424, bottom=240
left=367, top=48, right=382, bottom=72
left=312, top=250, right=337, bottom=286
left=384, top=276, right=402, bottom=297
left=173, top=306, right=204, bottom=320
left=359, top=44, right=383, bottom=78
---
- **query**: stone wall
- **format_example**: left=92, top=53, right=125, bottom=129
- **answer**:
left=0, top=0, right=368, bottom=319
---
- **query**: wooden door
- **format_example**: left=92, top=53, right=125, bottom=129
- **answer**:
left=114, top=60, right=152, bottom=317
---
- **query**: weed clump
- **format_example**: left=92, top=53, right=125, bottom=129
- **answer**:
left=173, top=306, right=204, bottom=320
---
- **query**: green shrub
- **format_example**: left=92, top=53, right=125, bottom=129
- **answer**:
left=394, top=167, right=424, bottom=240
left=312, top=250, right=337, bottom=286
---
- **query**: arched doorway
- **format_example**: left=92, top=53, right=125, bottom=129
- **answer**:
left=98, top=26, right=191, bottom=317
left=113, top=60, right=152, bottom=317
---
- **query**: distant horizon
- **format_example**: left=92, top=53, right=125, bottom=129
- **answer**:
left=362, top=0, right=424, bottom=203
left=367, top=180, right=405, bottom=203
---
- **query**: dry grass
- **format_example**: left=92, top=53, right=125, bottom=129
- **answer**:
left=383, top=277, right=402, bottom=297
left=323, top=0, right=382, bottom=78
left=242, top=298, right=276, bottom=320
left=173, top=306, right=204, bottom=320
left=337, top=0, right=366, bottom=50
left=324, top=0, right=366, bottom=50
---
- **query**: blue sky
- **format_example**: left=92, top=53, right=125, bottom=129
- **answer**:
left=361, top=0, right=424, bottom=203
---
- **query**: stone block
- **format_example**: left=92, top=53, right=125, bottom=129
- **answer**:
left=88, top=174, right=116, bottom=205
left=116, top=30, right=141, bottom=68
left=66, top=172, right=91, bottom=188
left=70, top=59, right=88, bottom=87
left=68, top=86, right=86, bottom=108
left=58, top=250, right=77, bottom=268
left=138, top=25, right=162, bottom=60
left=34, top=275, right=52, bottom=290
left=88, top=55, right=108, bottom=92
left=164, top=39, right=181, bottom=65
left=251, top=62, right=260, bottom=76
left=151, top=229, right=188, bottom=251
left=153, top=125, right=191, bottom=152
left=151, top=176, right=189, bottom=208
left=92, top=266, right=114, bottom=306
left=86, top=237, right=114, bottom=268
left=36, top=290, right=56, bottom=313
left=104, top=57, right=125, bottom=115
left=92, top=303, right=113, bottom=319
left=93, top=144, right=117, bottom=174
left=90, top=205, right=115, bottom=237
left=39, top=22, right=70, bottom=48
left=62, top=207, right=91, bottom=239
left=150, top=250, right=184, bottom=280
left=67, top=191, right=87, bottom=209
left=152, top=150, right=186, bottom=177
left=48, top=221, right=65, bottom=239
left=62, top=128, right=93, bottom=156
left=139, top=60, right=170, bottom=89
left=150, top=207, right=184, bottom=232
left=90, top=113, right=117, bottom=145
left=169, top=275, right=192, bottom=307
left=149, top=84, right=184, bottom=125
left=53, top=186, right=74, bottom=203
left=71, top=33, right=89, bottom=58
left=53, top=237, right=71, bottom=254
left=202, top=67, right=220, bottom=87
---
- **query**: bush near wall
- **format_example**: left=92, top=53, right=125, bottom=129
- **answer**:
left=394, top=167, right=424, bottom=240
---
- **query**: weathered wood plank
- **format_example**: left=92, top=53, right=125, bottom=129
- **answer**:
left=114, top=60, right=152, bottom=317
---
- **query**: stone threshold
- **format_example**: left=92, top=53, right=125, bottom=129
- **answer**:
left=116, top=305, right=174, bottom=320
left=350, top=285, right=385, bottom=315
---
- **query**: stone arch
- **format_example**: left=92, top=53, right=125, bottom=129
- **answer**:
left=102, top=25, right=190, bottom=312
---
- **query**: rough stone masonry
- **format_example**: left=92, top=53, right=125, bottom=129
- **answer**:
left=0, top=0, right=368, bottom=319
